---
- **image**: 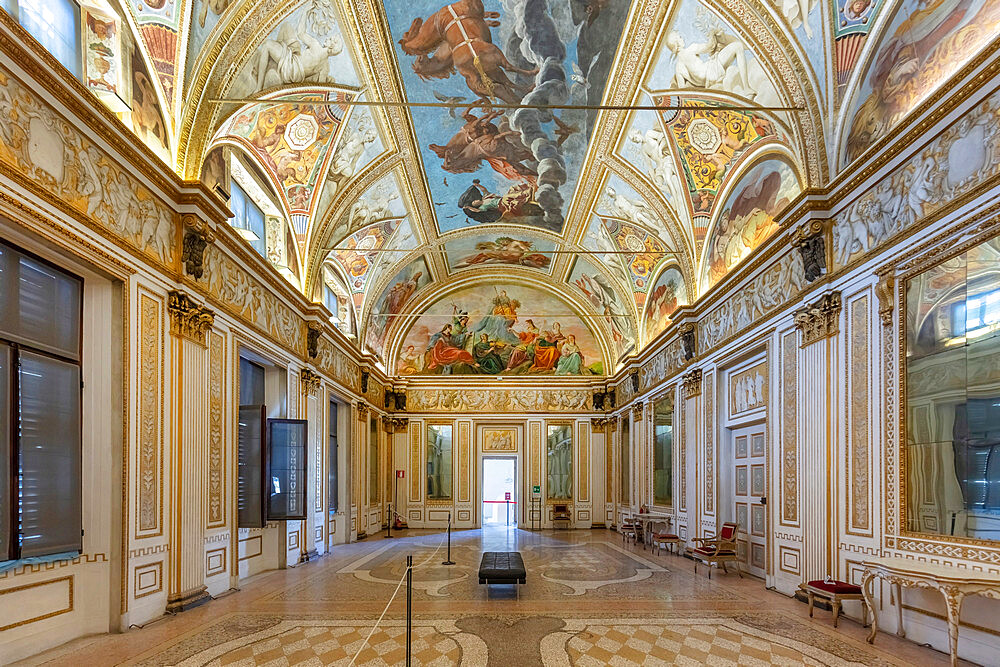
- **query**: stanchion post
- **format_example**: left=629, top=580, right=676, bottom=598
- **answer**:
left=386, top=503, right=393, bottom=538
left=406, top=554, right=412, bottom=667
left=442, top=512, right=455, bottom=565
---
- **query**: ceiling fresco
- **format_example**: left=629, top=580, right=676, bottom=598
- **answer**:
left=384, top=0, right=633, bottom=234
left=213, top=90, right=353, bottom=244
left=70, top=0, right=994, bottom=375
left=842, top=0, right=1000, bottom=165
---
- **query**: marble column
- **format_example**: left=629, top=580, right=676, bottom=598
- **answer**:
left=165, top=291, right=214, bottom=612
left=794, top=292, right=842, bottom=582
left=681, top=370, right=703, bottom=539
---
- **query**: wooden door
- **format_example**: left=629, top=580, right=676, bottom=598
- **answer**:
left=733, top=426, right=766, bottom=578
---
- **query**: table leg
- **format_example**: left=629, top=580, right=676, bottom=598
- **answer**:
left=894, top=582, right=905, bottom=638
left=832, top=599, right=842, bottom=628
left=807, top=591, right=815, bottom=618
left=862, top=570, right=878, bottom=644
left=942, top=586, right=964, bottom=667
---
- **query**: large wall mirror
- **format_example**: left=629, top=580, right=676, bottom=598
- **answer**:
left=904, top=236, right=1000, bottom=541
left=426, top=423, right=453, bottom=500
left=653, top=396, right=673, bottom=507
left=546, top=424, right=573, bottom=500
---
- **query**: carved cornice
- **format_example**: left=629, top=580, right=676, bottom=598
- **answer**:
left=794, top=291, right=843, bottom=347
left=300, top=368, right=321, bottom=394
left=590, top=417, right=613, bottom=430
left=167, top=291, right=214, bottom=345
left=790, top=219, right=828, bottom=283
left=682, top=369, right=702, bottom=399
left=875, top=275, right=895, bottom=327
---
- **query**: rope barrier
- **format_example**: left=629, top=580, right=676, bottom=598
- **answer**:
left=347, top=529, right=452, bottom=665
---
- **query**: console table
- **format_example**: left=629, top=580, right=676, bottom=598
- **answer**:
left=861, top=556, right=1000, bottom=666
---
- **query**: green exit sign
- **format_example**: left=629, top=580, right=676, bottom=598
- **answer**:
left=532, top=485, right=541, bottom=494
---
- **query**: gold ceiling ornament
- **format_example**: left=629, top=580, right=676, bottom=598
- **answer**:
left=300, top=368, right=322, bottom=394
left=167, top=290, right=215, bottom=345
left=682, top=369, right=703, bottom=399
left=794, top=291, right=843, bottom=346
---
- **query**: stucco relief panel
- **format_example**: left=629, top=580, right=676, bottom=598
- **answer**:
left=207, top=331, right=226, bottom=528
left=0, top=67, right=176, bottom=266
left=137, top=290, right=163, bottom=538
left=848, top=294, right=871, bottom=535
left=780, top=330, right=798, bottom=526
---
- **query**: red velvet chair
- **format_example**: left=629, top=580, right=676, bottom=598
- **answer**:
left=691, top=522, right=741, bottom=578
left=650, top=521, right=682, bottom=555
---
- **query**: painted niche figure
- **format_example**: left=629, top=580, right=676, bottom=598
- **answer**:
left=424, top=323, right=479, bottom=373
left=473, top=333, right=505, bottom=375
left=555, top=334, right=583, bottom=375
left=458, top=180, right=543, bottom=223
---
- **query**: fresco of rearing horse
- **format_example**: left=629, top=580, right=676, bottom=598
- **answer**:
left=399, top=0, right=538, bottom=104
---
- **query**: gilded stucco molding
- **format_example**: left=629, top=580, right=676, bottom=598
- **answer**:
left=181, top=214, right=215, bottom=281
left=875, top=274, right=895, bottom=327
left=790, top=219, right=829, bottom=283
left=682, top=369, right=702, bottom=399
left=406, top=387, right=594, bottom=413
left=300, top=368, right=322, bottom=394
left=793, top=291, right=842, bottom=347
left=167, top=290, right=215, bottom=345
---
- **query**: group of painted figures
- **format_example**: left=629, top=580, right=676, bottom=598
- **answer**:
left=398, top=291, right=595, bottom=375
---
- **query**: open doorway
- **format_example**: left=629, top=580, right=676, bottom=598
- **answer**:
left=482, top=457, right=517, bottom=527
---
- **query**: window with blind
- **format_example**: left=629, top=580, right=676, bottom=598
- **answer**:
left=0, top=240, right=83, bottom=562
left=328, top=399, right=338, bottom=513
left=238, top=358, right=266, bottom=528
left=369, top=416, right=379, bottom=505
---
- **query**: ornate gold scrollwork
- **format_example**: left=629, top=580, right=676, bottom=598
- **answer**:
left=356, top=402, right=369, bottom=420
left=875, top=274, right=895, bottom=327
left=180, top=214, right=215, bottom=281
left=166, top=290, right=214, bottom=345
left=790, top=219, right=829, bottom=283
left=794, top=291, right=842, bottom=346
left=300, top=368, right=321, bottom=394
left=682, top=369, right=702, bottom=398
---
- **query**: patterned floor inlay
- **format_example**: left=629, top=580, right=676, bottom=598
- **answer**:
left=172, top=621, right=484, bottom=667
left=546, top=618, right=893, bottom=667
left=24, top=529, right=956, bottom=666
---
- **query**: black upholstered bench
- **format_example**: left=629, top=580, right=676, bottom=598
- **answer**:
left=479, top=551, right=526, bottom=599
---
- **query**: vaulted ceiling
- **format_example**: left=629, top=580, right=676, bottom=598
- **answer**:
left=109, top=0, right=1000, bottom=375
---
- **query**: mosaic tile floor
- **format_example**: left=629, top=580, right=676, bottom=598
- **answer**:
left=20, top=528, right=961, bottom=666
